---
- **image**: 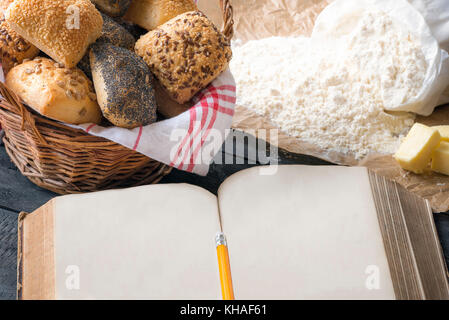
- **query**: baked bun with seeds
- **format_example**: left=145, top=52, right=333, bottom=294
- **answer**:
left=0, top=17, right=39, bottom=74
left=135, top=11, right=232, bottom=104
left=124, top=0, right=197, bottom=31
left=78, top=12, right=135, bottom=78
left=5, top=0, right=103, bottom=68
left=91, top=0, right=131, bottom=17
left=90, top=42, right=157, bottom=128
left=98, top=12, right=135, bottom=49
left=5, top=57, right=102, bottom=124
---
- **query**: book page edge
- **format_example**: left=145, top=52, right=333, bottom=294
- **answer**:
left=18, top=199, right=56, bottom=300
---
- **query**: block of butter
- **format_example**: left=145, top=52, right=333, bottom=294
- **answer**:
left=394, top=123, right=441, bottom=174
left=431, top=141, right=449, bottom=176
left=433, top=126, right=449, bottom=142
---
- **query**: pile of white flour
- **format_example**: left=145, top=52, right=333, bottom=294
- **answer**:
left=230, top=10, right=426, bottom=159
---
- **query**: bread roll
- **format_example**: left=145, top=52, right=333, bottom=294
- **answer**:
left=154, top=79, right=190, bottom=118
left=5, top=0, right=103, bottom=68
left=78, top=12, right=135, bottom=78
left=90, top=43, right=157, bottom=128
left=91, top=0, right=131, bottom=17
left=0, top=17, right=39, bottom=74
left=135, top=11, right=232, bottom=104
left=99, top=12, right=135, bottom=50
left=124, top=0, right=197, bottom=31
left=6, top=57, right=102, bottom=124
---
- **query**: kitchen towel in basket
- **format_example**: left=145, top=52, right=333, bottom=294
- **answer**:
left=72, top=69, right=236, bottom=176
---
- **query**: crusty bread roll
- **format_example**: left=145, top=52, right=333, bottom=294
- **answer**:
left=124, top=0, right=197, bottom=31
left=135, top=11, right=232, bottom=104
left=5, top=0, right=103, bottom=68
left=91, top=0, right=131, bottom=17
left=0, top=17, right=39, bottom=74
left=6, top=57, right=102, bottom=124
left=90, top=43, right=157, bottom=128
left=78, top=12, right=135, bottom=78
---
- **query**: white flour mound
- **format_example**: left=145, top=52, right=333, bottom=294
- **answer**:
left=230, top=10, right=425, bottom=159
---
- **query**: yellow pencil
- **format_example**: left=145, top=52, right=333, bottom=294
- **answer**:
left=215, top=232, right=235, bottom=300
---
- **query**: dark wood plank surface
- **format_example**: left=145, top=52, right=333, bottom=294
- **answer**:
left=0, top=208, right=17, bottom=300
left=0, top=132, right=447, bottom=300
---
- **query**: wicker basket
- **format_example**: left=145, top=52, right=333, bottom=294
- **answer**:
left=0, top=0, right=234, bottom=194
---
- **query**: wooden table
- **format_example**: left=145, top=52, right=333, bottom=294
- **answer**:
left=1, top=131, right=448, bottom=300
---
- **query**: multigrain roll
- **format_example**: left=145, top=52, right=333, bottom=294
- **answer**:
left=6, top=57, right=102, bottom=124
left=135, top=11, right=232, bottom=104
left=5, top=0, right=103, bottom=68
left=91, top=0, right=131, bottom=17
left=0, top=17, right=39, bottom=74
left=78, top=12, right=135, bottom=78
left=124, top=0, right=197, bottom=31
left=90, top=43, right=157, bottom=128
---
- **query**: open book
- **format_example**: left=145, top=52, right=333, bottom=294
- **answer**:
left=18, top=166, right=449, bottom=300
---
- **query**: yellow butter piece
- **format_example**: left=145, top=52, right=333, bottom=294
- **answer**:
left=394, top=123, right=441, bottom=174
left=433, top=125, right=449, bottom=142
left=431, top=141, right=449, bottom=176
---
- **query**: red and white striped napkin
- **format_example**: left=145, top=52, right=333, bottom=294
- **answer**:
left=73, top=69, right=236, bottom=175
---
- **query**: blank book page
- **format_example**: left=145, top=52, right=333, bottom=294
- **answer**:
left=218, top=165, right=395, bottom=300
left=54, top=184, right=221, bottom=299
